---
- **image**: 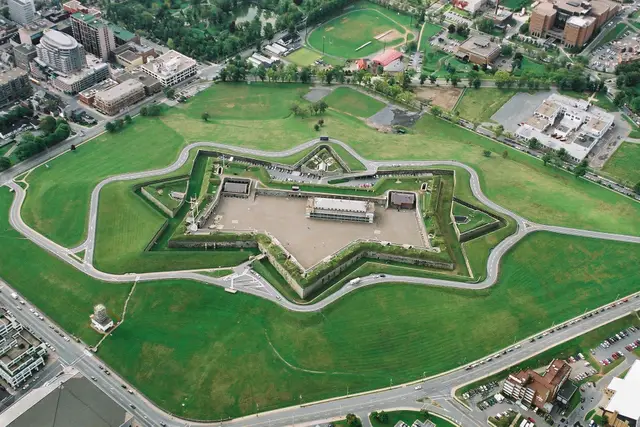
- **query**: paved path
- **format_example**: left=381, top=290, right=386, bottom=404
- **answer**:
left=4, top=138, right=640, bottom=317
left=1, top=136, right=640, bottom=426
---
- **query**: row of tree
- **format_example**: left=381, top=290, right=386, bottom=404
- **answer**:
left=15, top=117, right=71, bottom=162
left=614, top=61, right=640, bottom=112
left=0, top=106, right=34, bottom=135
left=105, top=115, right=133, bottom=133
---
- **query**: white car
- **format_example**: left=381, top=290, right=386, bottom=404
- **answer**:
left=415, top=385, right=422, bottom=390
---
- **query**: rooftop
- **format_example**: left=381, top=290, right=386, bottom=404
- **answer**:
left=313, top=198, right=370, bottom=213
left=606, top=360, right=640, bottom=422
left=372, top=49, right=403, bottom=67
left=41, top=29, right=79, bottom=50
left=458, top=36, right=500, bottom=58
left=534, top=2, right=558, bottom=16
left=0, top=67, right=27, bottom=84
left=141, top=50, right=196, bottom=77
left=108, top=23, right=135, bottom=41
left=71, top=12, right=107, bottom=28
left=554, top=0, right=591, bottom=15
left=566, top=15, right=596, bottom=27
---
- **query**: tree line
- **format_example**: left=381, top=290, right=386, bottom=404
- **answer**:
left=14, top=116, right=71, bottom=162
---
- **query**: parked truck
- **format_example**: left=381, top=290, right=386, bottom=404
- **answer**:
left=10, top=292, right=18, bottom=300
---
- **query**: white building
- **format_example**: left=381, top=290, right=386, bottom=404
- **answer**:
left=0, top=310, right=47, bottom=388
left=90, top=304, right=113, bottom=333
left=36, top=30, right=86, bottom=74
left=8, top=0, right=35, bottom=25
left=460, top=0, right=486, bottom=13
left=140, top=50, right=196, bottom=87
left=515, top=93, right=615, bottom=162
left=604, top=360, right=640, bottom=425
left=305, top=197, right=375, bottom=223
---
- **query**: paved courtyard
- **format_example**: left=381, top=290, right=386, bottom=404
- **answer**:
left=207, top=195, right=425, bottom=269
left=491, top=91, right=554, bottom=132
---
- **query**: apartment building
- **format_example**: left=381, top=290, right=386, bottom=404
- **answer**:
left=8, top=0, right=35, bottom=25
left=70, top=11, right=115, bottom=61
left=36, top=30, right=86, bottom=74
left=502, top=359, right=571, bottom=412
left=0, top=67, right=30, bottom=107
left=49, top=54, right=109, bottom=94
left=529, top=0, right=620, bottom=48
left=93, top=79, right=145, bottom=115
left=140, top=50, right=197, bottom=87
left=0, top=310, right=47, bottom=388
left=12, top=44, right=37, bottom=70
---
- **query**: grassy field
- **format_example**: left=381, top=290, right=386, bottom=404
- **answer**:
left=513, top=57, right=546, bottom=76
left=457, top=312, right=640, bottom=397
left=21, top=83, right=640, bottom=258
left=602, top=142, right=640, bottom=186
left=96, top=231, right=640, bottom=419
left=324, top=87, right=385, bottom=118
left=307, top=8, right=407, bottom=58
left=598, top=23, right=629, bottom=47
left=419, top=23, right=443, bottom=50
left=453, top=202, right=496, bottom=233
left=454, top=88, right=517, bottom=124
left=286, top=47, right=321, bottom=66
left=0, top=188, right=130, bottom=345
left=370, top=411, right=456, bottom=427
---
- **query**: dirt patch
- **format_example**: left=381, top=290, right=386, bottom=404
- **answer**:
left=376, top=29, right=402, bottom=43
left=223, top=103, right=236, bottom=109
left=325, top=26, right=334, bottom=32
left=367, top=105, right=423, bottom=128
left=414, top=86, right=463, bottom=111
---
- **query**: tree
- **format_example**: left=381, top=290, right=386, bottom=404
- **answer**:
left=314, top=123, right=320, bottom=131
left=634, top=181, right=640, bottom=195
left=378, top=411, right=389, bottom=423
left=431, top=106, right=443, bottom=117
left=105, top=121, right=116, bottom=133
left=124, top=115, right=132, bottom=124
left=70, top=144, right=76, bottom=151
left=500, top=44, right=513, bottom=57
left=0, top=157, right=10, bottom=171
left=315, top=100, right=328, bottom=114
left=420, top=72, right=428, bottom=85
left=557, top=147, right=568, bottom=161
left=528, top=137, right=540, bottom=150
left=574, top=159, right=589, bottom=177
left=263, top=22, right=275, bottom=41
left=300, top=66, right=312, bottom=84
left=39, top=115, right=57, bottom=134
left=542, top=152, right=552, bottom=166
left=429, top=74, right=437, bottom=84
left=448, top=23, right=456, bottom=33
left=502, top=150, right=509, bottom=159
left=345, top=414, right=361, bottom=427
left=140, top=106, right=148, bottom=116
left=201, top=112, right=210, bottom=122
left=483, top=150, right=492, bottom=157
left=472, top=77, right=481, bottom=88
left=164, top=87, right=176, bottom=99
left=318, top=119, right=324, bottom=126
left=450, top=74, right=460, bottom=87
left=476, top=17, right=495, bottom=34
left=494, top=124, right=504, bottom=138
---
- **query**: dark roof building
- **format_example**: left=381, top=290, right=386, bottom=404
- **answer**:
left=502, top=359, right=572, bottom=412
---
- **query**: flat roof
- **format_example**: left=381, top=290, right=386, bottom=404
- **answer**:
left=606, top=360, right=640, bottom=421
left=141, top=50, right=196, bottom=77
left=94, top=79, right=143, bottom=102
left=458, top=36, right=500, bottom=58
left=535, top=100, right=561, bottom=118
left=0, top=67, right=27, bottom=84
left=108, top=23, right=135, bottom=41
left=534, top=2, right=557, bottom=16
left=554, top=0, right=591, bottom=14
left=313, top=198, right=369, bottom=213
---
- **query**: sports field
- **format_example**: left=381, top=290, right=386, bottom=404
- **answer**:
left=454, top=88, right=518, bottom=124
left=602, top=141, right=640, bottom=186
left=287, top=47, right=322, bottom=66
left=308, top=8, right=408, bottom=58
left=323, top=87, right=385, bottom=118
left=21, top=83, right=640, bottom=256
left=95, top=232, right=640, bottom=419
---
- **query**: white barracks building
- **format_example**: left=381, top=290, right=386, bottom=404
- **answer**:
left=140, top=50, right=196, bottom=87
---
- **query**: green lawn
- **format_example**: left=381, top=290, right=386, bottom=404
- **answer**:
left=0, top=188, right=130, bottom=345
left=597, top=23, right=629, bottom=47
left=419, top=23, right=443, bottom=50
left=513, top=57, right=546, bottom=76
left=308, top=8, right=407, bottom=58
left=21, top=83, right=640, bottom=259
left=95, top=231, right=640, bottom=419
left=287, top=47, right=321, bottom=66
left=500, top=0, right=532, bottom=9
left=324, top=87, right=386, bottom=118
left=422, top=48, right=449, bottom=73
left=370, top=411, right=456, bottom=427
left=602, top=142, right=640, bottom=186
left=453, top=202, right=496, bottom=233
left=454, top=88, right=517, bottom=124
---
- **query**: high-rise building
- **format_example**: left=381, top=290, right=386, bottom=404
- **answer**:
left=8, top=0, right=35, bottom=25
left=70, top=12, right=115, bottom=61
left=12, top=44, right=37, bottom=70
left=36, top=30, right=86, bottom=73
left=529, top=0, right=620, bottom=48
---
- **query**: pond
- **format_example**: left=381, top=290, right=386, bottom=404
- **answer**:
left=234, top=4, right=277, bottom=26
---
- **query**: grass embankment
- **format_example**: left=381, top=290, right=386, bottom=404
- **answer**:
left=324, top=87, right=386, bottom=118
left=602, top=142, right=640, bottom=186
left=95, top=231, right=640, bottom=419
left=453, top=88, right=517, bottom=124
left=23, top=83, right=640, bottom=253
left=456, top=313, right=640, bottom=398
left=370, top=411, right=457, bottom=427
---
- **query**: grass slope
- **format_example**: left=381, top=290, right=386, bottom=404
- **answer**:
left=370, top=411, right=456, bottom=427
left=98, top=232, right=640, bottom=419
left=602, top=141, right=640, bottom=186
left=454, top=88, right=517, bottom=123
left=324, top=87, right=386, bottom=118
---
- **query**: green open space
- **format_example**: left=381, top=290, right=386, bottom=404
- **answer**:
left=454, top=88, right=517, bottom=124
left=307, top=8, right=408, bottom=59
left=286, top=47, right=322, bottom=66
left=453, top=202, right=497, bottom=233
left=602, top=141, right=640, bottom=186
left=597, top=23, right=629, bottom=47
left=20, top=82, right=640, bottom=268
left=323, top=87, right=386, bottom=118
left=419, top=23, right=443, bottom=50
left=513, top=57, right=547, bottom=76
left=143, top=178, right=188, bottom=211
left=501, top=0, right=533, bottom=9
left=95, top=231, right=640, bottom=419
left=370, top=410, right=457, bottom=427
left=456, top=312, right=640, bottom=398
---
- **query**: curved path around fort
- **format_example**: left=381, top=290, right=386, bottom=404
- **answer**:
left=4, top=138, right=640, bottom=314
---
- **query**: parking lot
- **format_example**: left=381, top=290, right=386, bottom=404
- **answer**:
left=589, top=31, right=640, bottom=73
left=592, top=325, right=640, bottom=367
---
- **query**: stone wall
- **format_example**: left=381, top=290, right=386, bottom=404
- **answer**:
left=167, top=239, right=258, bottom=249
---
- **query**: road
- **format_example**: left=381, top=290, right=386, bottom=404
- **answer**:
left=2, top=138, right=640, bottom=424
